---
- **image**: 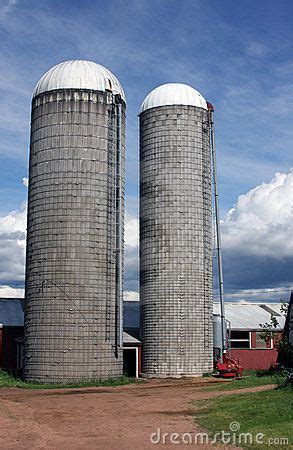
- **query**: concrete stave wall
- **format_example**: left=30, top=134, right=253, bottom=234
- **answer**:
left=24, top=89, right=125, bottom=382
left=140, top=105, right=213, bottom=377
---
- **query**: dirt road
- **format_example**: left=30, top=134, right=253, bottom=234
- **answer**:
left=0, top=378, right=274, bottom=449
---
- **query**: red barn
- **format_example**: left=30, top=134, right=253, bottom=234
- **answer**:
left=214, top=302, right=285, bottom=370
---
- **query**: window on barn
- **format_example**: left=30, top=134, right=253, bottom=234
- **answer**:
left=254, top=332, right=272, bottom=349
left=230, top=330, right=250, bottom=349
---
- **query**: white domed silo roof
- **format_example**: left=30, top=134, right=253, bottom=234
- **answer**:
left=33, top=60, right=125, bottom=101
left=140, top=83, right=207, bottom=113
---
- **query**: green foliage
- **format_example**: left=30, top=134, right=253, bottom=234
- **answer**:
left=259, top=298, right=293, bottom=367
left=259, top=298, right=288, bottom=342
left=256, top=366, right=286, bottom=377
left=277, top=336, right=293, bottom=367
left=0, top=370, right=134, bottom=389
left=276, top=374, right=293, bottom=390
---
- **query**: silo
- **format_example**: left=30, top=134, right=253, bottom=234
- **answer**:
left=24, top=60, right=126, bottom=382
left=139, top=83, right=213, bottom=377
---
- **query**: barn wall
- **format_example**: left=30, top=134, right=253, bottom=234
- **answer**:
left=231, top=348, right=278, bottom=370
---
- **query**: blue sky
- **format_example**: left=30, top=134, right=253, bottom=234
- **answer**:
left=0, top=0, right=292, bottom=301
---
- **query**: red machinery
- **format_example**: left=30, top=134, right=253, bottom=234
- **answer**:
left=216, top=353, right=243, bottom=379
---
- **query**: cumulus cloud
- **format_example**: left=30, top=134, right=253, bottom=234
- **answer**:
left=0, top=203, right=26, bottom=289
left=0, top=285, right=24, bottom=298
left=125, top=213, right=139, bottom=248
left=225, top=287, right=291, bottom=303
left=22, top=177, right=28, bottom=188
left=220, top=170, right=293, bottom=298
left=124, top=291, right=139, bottom=302
left=222, top=170, right=293, bottom=257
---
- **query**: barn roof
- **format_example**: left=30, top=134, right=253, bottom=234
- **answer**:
left=123, top=332, right=141, bottom=345
left=0, top=298, right=24, bottom=327
left=213, top=302, right=286, bottom=330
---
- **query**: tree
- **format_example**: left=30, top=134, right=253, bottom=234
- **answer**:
left=259, top=299, right=293, bottom=367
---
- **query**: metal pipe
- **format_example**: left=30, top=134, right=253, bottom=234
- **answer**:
left=226, top=319, right=231, bottom=353
left=115, top=100, right=123, bottom=350
left=209, top=107, right=227, bottom=356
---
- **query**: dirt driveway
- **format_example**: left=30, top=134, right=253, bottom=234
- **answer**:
left=0, top=378, right=274, bottom=450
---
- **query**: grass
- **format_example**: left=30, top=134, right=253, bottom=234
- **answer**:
left=203, top=370, right=284, bottom=391
left=196, top=386, right=292, bottom=449
left=0, top=370, right=135, bottom=389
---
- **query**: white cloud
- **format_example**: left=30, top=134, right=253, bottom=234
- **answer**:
left=0, top=285, right=24, bottom=298
left=124, top=291, right=139, bottom=301
left=224, top=287, right=291, bottom=303
left=0, top=202, right=26, bottom=234
left=222, top=170, right=293, bottom=258
left=22, top=177, right=28, bottom=188
left=125, top=213, right=139, bottom=248
left=124, top=213, right=139, bottom=292
left=0, top=203, right=26, bottom=286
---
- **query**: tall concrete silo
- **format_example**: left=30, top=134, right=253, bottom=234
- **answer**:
left=24, top=60, right=126, bottom=382
left=139, top=83, right=213, bottom=377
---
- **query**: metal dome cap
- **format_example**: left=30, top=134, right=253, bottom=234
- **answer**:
left=140, top=83, right=207, bottom=113
left=33, top=60, right=125, bottom=101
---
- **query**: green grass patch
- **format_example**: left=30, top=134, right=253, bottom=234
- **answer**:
left=196, top=388, right=292, bottom=449
left=203, top=372, right=283, bottom=392
left=0, top=370, right=135, bottom=389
